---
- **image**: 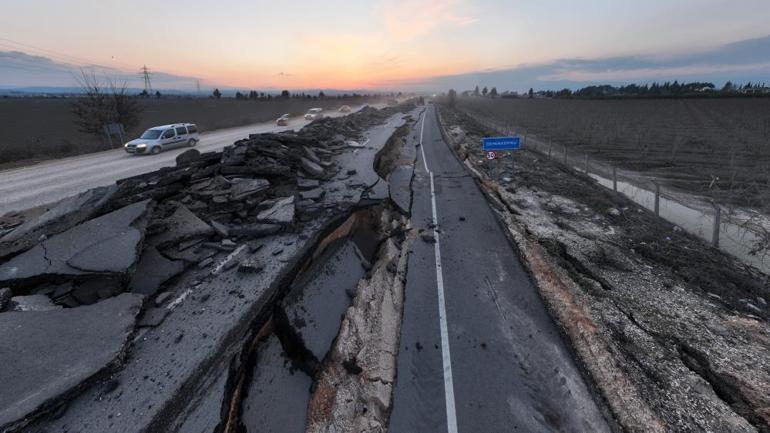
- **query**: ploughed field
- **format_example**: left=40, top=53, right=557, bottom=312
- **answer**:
left=458, top=97, right=770, bottom=210
left=0, top=96, right=380, bottom=165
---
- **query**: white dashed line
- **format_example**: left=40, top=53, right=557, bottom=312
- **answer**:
left=420, top=106, right=459, bottom=433
left=166, top=288, right=192, bottom=311
left=212, top=244, right=248, bottom=275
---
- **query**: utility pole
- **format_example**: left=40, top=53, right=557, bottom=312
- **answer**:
left=141, top=65, right=153, bottom=94
left=196, top=79, right=201, bottom=96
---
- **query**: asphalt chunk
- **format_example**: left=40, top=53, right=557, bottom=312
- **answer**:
left=0, top=294, right=143, bottom=432
left=0, top=200, right=151, bottom=288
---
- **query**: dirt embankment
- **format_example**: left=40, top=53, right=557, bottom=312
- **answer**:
left=456, top=97, right=770, bottom=210
left=439, top=104, right=770, bottom=432
left=0, top=96, right=382, bottom=165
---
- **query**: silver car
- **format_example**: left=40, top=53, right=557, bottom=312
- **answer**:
left=304, top=108, right=324, bottom=120
left=124, top=123, right=199, bottom=155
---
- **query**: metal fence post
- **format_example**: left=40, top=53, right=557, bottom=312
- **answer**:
left=548, top=138, right=552, bottom=159
left=712, top=202, right=721, bottom=248
left=612, top=166, right=617, bottom=192
left=584, top=153, right=589, bottom=174
left=654, top=182, right=660, bottom=216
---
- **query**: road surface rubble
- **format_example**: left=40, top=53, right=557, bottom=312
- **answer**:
left=439, top=105, right=770, bottom=432
left=0, top=102, right=419, bottom=433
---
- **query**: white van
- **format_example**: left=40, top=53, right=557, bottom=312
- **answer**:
left=124, top=123, right=199, bottom=155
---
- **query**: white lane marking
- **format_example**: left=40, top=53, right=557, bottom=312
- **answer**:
left=213, top=244, right=248, bottom=275
left=166, top=288, right=193, bottom=311
left=419, top=110, right=430, bottom=173
left=420, top=106, right=458, bottom=433
left=430, top=172, right=459, bottom=433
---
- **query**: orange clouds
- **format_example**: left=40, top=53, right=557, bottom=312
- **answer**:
left=382, top=0, right=478, bottom=41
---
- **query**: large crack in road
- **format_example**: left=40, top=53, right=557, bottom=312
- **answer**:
left=224, top=205, right=407, bottom=433
left=219, top=118, right=418, bottom=433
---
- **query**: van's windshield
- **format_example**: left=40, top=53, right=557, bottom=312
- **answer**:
left=140, top=129, right=163, bottom=139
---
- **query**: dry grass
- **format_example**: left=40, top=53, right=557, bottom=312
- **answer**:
left=457, top=97, right=770, bottom=209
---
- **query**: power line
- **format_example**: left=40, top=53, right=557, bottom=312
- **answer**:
left=0, top=36, right=97, bottom=65
left=0, top=35, right=133, bottom=71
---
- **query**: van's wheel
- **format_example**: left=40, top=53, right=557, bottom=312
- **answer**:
left=150, top=146, right=161, bottom=155
left=188, top=139, right=197, bottom=147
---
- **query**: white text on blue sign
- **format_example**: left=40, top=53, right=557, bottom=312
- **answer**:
left=482, top=137, right=521, bottom=151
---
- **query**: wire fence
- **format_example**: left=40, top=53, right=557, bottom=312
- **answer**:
left=459, top=108, right=770, bottom=275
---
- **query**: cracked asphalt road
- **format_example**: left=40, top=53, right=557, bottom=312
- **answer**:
left=0, top=104, right=380, bottom=215
left=389, top=104, right=611, bottom=432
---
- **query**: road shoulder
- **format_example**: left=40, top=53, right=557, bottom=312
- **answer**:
left=438, top=104, right=770, bottom=433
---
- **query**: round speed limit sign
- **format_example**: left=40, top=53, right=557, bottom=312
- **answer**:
left=485, top=151, right=497, bottom=160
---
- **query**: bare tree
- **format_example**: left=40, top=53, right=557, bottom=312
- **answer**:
left=71, top=69, right=141, bottom=136
left=447, top=89, right=457, bottom=107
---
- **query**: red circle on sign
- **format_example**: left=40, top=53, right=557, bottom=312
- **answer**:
left=486, top=151, right=497, bottom=160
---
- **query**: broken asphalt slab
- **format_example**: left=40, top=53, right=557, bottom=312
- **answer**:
left=0, top=185, right=118, bottom=260
left=128, top=246, right=184, bottom=296
left=5, top=294, right=61, bottom=312
left=307, top=238, right=409, bottom=433
left=0, top=200, right=151, bottom=289
left=386, top=128, right=418, bottom=216
left=151, top=205, right=213, bottom=249
left=279, top=239, right=368, bottom=362
left=388, top=166, right=414, bottom=216
left=297, top=178, right=320, bottom=190
left=300, top=157, right=325, bottom=178
left=0, top=287, right=10, bottom=310
left=26, top=107, right=415, bottom=433
left=240, top=334, right=313, bottom=433
left=256, top=196, right=295, bottom=225
left=0, top=293, right=143, bottom=432
left=229, top=178, right=270, bottom=200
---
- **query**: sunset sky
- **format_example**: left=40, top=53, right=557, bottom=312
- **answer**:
left=2, top=0, right=770, bottom=91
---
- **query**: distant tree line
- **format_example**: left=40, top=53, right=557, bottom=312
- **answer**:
left=562, top=81, right=770, bottom=99
left=220, top=89, right=399, bottom=101
left=454, top=81, right=770, bottom=101
left=460, top=85, right=499, bottom=98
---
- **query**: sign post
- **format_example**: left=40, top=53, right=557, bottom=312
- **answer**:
left=482, top=136, right=521, bottom=178
left=103, top=123, right=126, bottom=149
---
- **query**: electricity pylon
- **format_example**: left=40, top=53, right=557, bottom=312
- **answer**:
left=141, top=65, right=153, bottom=94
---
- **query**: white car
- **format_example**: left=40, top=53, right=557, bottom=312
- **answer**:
left=304, top=108, right=324, bottom=120
left=124, top=123, right=199, bottom=155
left=276, top=113, right=290, bottom=126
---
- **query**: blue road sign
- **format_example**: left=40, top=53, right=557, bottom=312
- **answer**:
left=482, top=136, right=521, bottom=151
